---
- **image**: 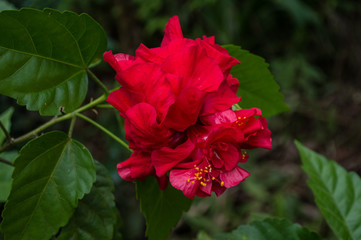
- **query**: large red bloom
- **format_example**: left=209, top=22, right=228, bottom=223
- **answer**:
left=104, top=16, right=272, bottom=198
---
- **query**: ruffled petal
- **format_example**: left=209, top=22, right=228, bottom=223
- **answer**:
left=107, top=88, right=144, bottom=117
left=152, top=138, right=195, bottom=177
left=125, top=103, right=172, bottom=151
left=164, top=88, right=206, bottom=131
left=220, top=166, right=250, bottom=188
left=242, top=117, right=272, bottom=150
left=201, top=81, right=240, bottom=116
left=169, top=168, right=199, bottom=199
left=161, top=16, right=183, bottom=47
left=161, top=46, right=223, bottom=92
left=117, top=151, right=153, bottom=181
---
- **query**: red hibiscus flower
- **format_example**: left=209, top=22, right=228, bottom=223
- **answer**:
left=104, top=16, right=272, bottom=198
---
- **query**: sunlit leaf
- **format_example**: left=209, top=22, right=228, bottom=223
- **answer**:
left=0, top=107, right=14, bottom=145
left=0, top=151, right=17, bottom=202
left=224, top=44, right=289, bottom=117
left=0, top=131, right=96, bottom=240
left=136, top=176, right=192, bottom=240
left=56, top=161, right=118, bottom=240
left=0, top=8, right=107, bottom=115
left=215, top=218, right=322, bottom=240
left=295, top=140, right=361, bottom=240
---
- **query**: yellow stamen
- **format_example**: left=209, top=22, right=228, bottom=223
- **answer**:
left=220, top=181, right=224, bottom=187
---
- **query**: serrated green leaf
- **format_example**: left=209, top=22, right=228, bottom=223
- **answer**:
left=223, top=44, right=289, bottom=117
left=56, top=161, right=118, bottom=240
left=136, top=176, right=193, bottom=240
left=0, top=107, right=14, bottom=145
left=215, top=218, right=322, bottom=240
left=0, top=151, right=17, bottom=202
left=0, top=131, right=96, bottom=240
left=0, top=8, right=107, bottom=116
left=295, top=140, right=361, bottom=240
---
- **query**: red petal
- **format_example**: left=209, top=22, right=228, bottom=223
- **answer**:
left=198, top=40, right=240, bottom=74
left=201, top=81, right=240, bottom=116
left=117, top=152, right=153, bottom=181
left=200, top=109, right=237, bottom=126
left=161, top=16, right=183, bottom=47
left=169, top=168, right=199, bottom=199
left=164, top=88, right=206, bottom=131
left=217, top=144, right=240, bottom=171
left=103, top=51, right=139, bottom=72
left=242, top=117, right=272, bottom=150
left=161, top=46, right=223, bottom=92
left=220, top=166, right=250, bottom=188
left=106, top=88, right=144, bottom=117
left=152, top=138, right=195, bottom=177
left=125, top=103, right=172, bottom=151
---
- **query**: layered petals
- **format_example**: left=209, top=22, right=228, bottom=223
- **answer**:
left=104, top=15, right=272, bottom=199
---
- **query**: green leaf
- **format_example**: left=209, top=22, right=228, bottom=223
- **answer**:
left=295, top=140, right=361, bottom=240
left=0, top=8, right=107, bottom=116
left=0, top=107, right=14, bottom=145
left=223, top=44, right=289, bottom=117
left=136, top=176, right=193, bottom=240
left=0, top=131, right=96, bottom=240
left=56, top=161, right=118, bottom=240
left=215, top=218, right=322, bottom=240
left=0, top=151, right=17, bottom=202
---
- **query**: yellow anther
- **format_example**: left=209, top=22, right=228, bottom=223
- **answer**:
left=204, top=170, right=208, bottom=173
left=200, top=169, right=203, bottom=171
left=220, top=181, right=224, bottom=187
left=237, top=116, right=241, bottom=119
left=187, top=179, right=190, bottom=183
left=196, top=167, right=199, bottom=170
left=192, top=181, right=195, bottom=184
left=194, top=165, right=197, bottom=167
left=212, top=177, right=215, bottom=180
left=243, top=117, right=246, bottom=119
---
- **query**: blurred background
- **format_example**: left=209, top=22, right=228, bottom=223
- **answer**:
left=1, top=0, right=361, bottom=239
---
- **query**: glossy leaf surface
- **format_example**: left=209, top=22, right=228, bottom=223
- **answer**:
left=0, top=8, right=106, bottom=115
left=224, top=44, right=289, bottom=117
left=0, top=131, right=96, bottom=240
left=56, top=161, right=118, bottom=240
left=296, top=140, right=361, bottom=240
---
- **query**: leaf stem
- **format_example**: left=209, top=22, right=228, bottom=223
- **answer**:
left=75, top=112, right=132, bottom=152
left=0, top=157, right=13, bottom=166
left=0, top=120, right=12, bottom=143
left=87, top=69, right=109, bottom=96
left=95, top=104, right=114, bottom=109
left=68, top=115, right=77, bottom=138
left=0, top=94, right=107, bottom=154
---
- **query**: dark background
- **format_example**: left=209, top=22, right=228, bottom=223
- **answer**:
left=1, top=0, right=361, bottom=239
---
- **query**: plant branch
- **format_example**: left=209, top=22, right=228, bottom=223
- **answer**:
left=75, top=112, right=132, bottom=152
left=0, top=94, right=107, bottom=154
left=68, top=116, right=77, bottom=138
left=0, top=120, right=12, bottom=143
left=87, top=69, right=109, bottom=96
left=0, top=157, right=13, bottom=166
left=95, top=104, right=114, bottom=109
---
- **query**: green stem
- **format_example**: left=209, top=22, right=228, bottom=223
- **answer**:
left=75, top=112, right=132, bottom=152
left=68, top=116, right=77, bottom=137
left=0, top=120, right=12, bottom=143
left=87, top=69, right=109, bottom=96
left=0, top=157, right=13, bottom=166
left=95, top=104, right=114, bottom=109
left=0, top=94, right=107, bottom=154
